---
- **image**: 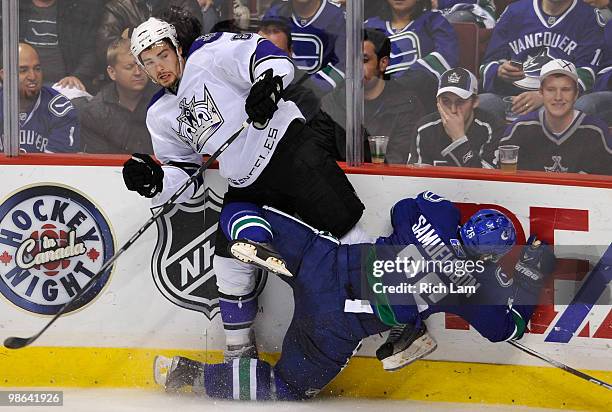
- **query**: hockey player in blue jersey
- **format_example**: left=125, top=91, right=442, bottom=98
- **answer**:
left=264, top=0, right=347, bottom=94
left=0, top=43, right=80, bottom=153
left=153, top=192, right=555, bottom=400
left=478, top=0, right=605, bottom=120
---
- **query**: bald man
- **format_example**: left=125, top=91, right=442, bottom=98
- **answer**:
left=0, top=43, right=80, bottom=153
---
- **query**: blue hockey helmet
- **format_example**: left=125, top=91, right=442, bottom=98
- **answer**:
left=459, top=209, right=516, bottom=259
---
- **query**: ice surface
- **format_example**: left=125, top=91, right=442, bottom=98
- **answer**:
left=8, top=388, right=574, bottom=412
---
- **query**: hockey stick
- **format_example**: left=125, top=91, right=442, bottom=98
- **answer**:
left=508, top=340, right=612, bottom=390
left=3, top=120, right=251, bottom=350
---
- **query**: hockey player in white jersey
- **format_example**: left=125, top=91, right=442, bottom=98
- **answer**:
left=122, top=17, right=365, bottom=361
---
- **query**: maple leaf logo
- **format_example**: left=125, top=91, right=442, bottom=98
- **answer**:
left=0, top=251, right=12, bottom=266
left=87, top=248, right=100, bottom=262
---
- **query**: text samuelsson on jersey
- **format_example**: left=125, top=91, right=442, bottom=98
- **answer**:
left=365, top=214, right=488, bottom=298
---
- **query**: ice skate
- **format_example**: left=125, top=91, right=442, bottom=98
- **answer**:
left=229, top=239, right=293, bottom=277
left=376, top=322, right=437, bottom=372
left=224, top=330, right=259, bottom=362
left=153, top=355, right=205, bottom=392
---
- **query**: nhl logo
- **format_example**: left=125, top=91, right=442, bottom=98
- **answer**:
left=151, top=185, right=223, bottom=319
left=0, top=185, right=115, bottom=315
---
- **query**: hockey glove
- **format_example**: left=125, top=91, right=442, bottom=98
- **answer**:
left=122, top=153, right=164, bottom=198
left=513, top=236, right=556, bottom=292
left=245, top=68, right=283, bottom=126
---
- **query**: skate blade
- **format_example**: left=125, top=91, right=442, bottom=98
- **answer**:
left=230, top=242, right=293, bottom=277
left=153, top=355, right=173, bottom=386
left=382, top=334, right=438, bottom=372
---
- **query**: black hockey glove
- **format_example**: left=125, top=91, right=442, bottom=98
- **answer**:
left=122, top=153, right=164, bottom=198
left=245, top=68, right=283, bottom=126
left=513, top=236, right=556, bottom=292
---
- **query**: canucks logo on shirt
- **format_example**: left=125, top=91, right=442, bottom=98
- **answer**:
left=388, top=31, right=422, bottom=74
left=174, top=86, right=224, bottom=152
left=291, top=33, right=324, bottom=73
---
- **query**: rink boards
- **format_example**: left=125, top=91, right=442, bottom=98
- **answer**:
left=0, top=157, right=610, bottom=411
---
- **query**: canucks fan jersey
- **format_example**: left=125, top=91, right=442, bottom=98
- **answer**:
left=496, top=109, right=612, bottom=174
left=264, top=0, right=346, bottom=92
left=480, top=0, right=605, bottom=94
left=146, top=32, right=304, bottom=201
left=594, top=22, right=612, bottom=92
left=0, top=86, right=79, bottom=153
left=364, top=10, right=458, bottom=79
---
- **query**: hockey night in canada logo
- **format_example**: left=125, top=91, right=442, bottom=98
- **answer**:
left=0, top=185, right=114, bottom=315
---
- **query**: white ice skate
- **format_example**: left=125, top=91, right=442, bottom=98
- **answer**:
left=229, top=239, right=293, bottom=277
left=224, top=329, right=259, bottom=362
left=376, top=323, right=438, bottom=372
left=153, top=355, right=205, bottom=392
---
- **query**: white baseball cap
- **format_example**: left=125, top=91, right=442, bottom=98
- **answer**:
left=539, top=59, right=579, bottom=85
left=437, top=68, right=479, bottom=99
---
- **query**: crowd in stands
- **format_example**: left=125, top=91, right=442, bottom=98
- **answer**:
left=0, top=0, right=610, bottom=175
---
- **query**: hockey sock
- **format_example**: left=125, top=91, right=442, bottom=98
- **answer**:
left=214, top=256, right=260, bottom=346
left=219, top=291, right=258, bottom=346
left=220, top=202, right=273, bottom=243
left=204, top=358, right=273, bottom=400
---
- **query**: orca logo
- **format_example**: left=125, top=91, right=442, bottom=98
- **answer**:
left=0, top=185, right=114, bottom=315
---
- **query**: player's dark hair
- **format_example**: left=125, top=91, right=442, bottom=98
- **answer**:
left=378, top=0, right=432, bottom=22
left=155, top=5, right=203, bottom=58
left=259, top=18, right=293, bottom=52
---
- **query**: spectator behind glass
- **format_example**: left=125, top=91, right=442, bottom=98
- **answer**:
left=485, top=60, right=612, bottom=174
left=575, top=20, right=612, bottom=124
left=365, top=0, right=459, bottom=112
left=97, top=0, right=203, bottom=68
left=197, top=0, right=222, bottom=33
left=156, top=5, right=204, bottom=58
left=258, top=18, right=322, bottom=121
left=0, top=43, right=79, bottom=153
left=79, top=39, right=155, bottom=154
left=583, top=0, right=612, bottom=23
left=19, top=0, right=103, bottom=92
left=315, top=29, right=424, bottom=164
left=264, top=0, right=347, bottom=95
left=478, top=0, right=605, bottom=122
left=409, top=67, right=504, bottom=167
left=432, top=0, right=497, bottom=28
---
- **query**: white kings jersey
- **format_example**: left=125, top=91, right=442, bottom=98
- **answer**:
left=146, top=32, right=304, bottom=202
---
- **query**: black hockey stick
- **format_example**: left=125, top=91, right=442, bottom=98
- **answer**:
left=508, top=340, right=612, bottom=390
left=4, top=120, right=251, bottom=350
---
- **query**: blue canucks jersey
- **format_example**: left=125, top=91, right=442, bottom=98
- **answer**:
left=480, top=0, right=605, bottom=94
left=209, top=193, right=543, bottom=400
left=594, top=21, right=612, bottom=92
left=264, top=0, right=346, bottom=92
left=364, top=11, right=458, bottom=79
left=0, top=86, right=79, bottom=153
left=221, top=192, right=534, bottom=344
left=368, top=192, right=531, bottom=342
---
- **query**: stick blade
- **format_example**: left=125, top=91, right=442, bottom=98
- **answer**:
left=4, top=336, right=31, bottom=349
